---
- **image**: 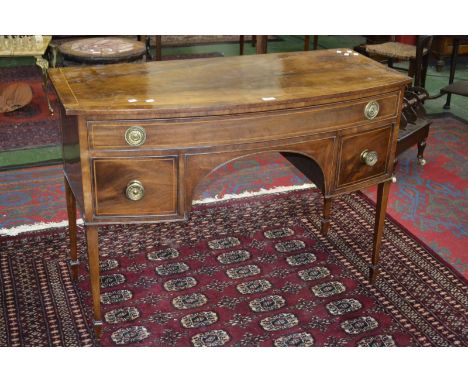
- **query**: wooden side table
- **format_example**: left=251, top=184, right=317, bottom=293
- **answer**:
left=57, top=37, right=147, bottom=65
left=49, top=50, right=410, bottom=337
left=0, top=35, right=54, bottom=114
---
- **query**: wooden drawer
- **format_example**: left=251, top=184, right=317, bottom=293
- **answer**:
left=88, top=93, right=399, bottom=150
left=92, top=157, right=178, bottom=216
left=336, top=125, right=393, bottom=188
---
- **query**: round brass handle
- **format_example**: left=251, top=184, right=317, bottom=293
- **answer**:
left=360, top=150, right=378, bottom=167
left=364, top=101, right=380, bottom=120
left=125, top=126, right=146, bottom=146
left=126, top=180, right=145, bottom=201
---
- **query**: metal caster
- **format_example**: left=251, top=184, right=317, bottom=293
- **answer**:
left=418, top=158, right=426, bottom=166
left=391, top=176, right=397, bottom=183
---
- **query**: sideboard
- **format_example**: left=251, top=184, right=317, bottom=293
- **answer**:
left=49, top=49, right=411, bottom=337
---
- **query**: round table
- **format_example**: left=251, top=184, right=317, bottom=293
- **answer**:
left=58, top=37, right=147, bottom=65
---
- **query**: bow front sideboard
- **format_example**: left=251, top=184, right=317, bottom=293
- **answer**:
left=49, top=50, right=411, bottom=337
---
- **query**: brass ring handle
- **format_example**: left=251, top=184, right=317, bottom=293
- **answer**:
left=364, top=101, right=380, bottom=120
left=125, top=126, right=146, bottom=146
left=360, top=150, right=378, bottom=167
left=126, top=180, right=145, bottom=201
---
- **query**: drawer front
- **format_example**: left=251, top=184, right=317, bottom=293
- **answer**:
left=88, top=93, right=399, bottom=149
left=93, top=157, right=178, bottom=216
left=337, top=125, right=393, bottom=187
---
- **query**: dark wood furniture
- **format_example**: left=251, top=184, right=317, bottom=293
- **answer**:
left=396, top=87, right=431, bottom=168
left=49, top=50, right=410, bottom=337
left=240, top=35, right=318, bottom=55
left=57, top=37, right=147, bottom=65
left=365, top=36, right=433, bottom=88
left=432, top=36, right=468, bottom=72
left=440, top=36, right=468, bottom=109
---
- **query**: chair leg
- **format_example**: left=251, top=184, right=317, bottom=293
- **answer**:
left=421, top=54, right=429, bottom=88
left=304, top=36, right=310, bottom=51
left=417, top=139, right=427, bottom=166
left=240, top=35, right=244, bottom=55
left=313, top=36, right=318, bottom=50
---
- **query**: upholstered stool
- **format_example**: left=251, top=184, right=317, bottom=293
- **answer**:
left=57, top=37, right=147, bottom=65
left=365, top=36, right=433, bottom=88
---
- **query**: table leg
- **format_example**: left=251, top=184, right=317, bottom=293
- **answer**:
left=85, top=225, right=102, bottom=338
left=64, top=177, right=79, bottom=281
left=321, top=197, right=332, bottom=235
left=35, top=55, right=54, bottom=114
left=370, top=180, right=391, bottom=283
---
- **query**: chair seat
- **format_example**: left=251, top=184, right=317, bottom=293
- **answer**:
left=441, top=81, right=468, bottom=97
left=365, top=42, right=428, bottom=60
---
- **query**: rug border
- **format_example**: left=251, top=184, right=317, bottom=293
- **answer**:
left=357, top=190, right=467, bottom=285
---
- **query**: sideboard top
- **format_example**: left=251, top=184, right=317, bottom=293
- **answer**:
left=49, top=49, right=411, bottom=117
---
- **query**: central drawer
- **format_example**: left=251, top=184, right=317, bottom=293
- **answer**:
left=88, top=93, right=399, bottom=150
left=92, top=157, right=178, bottom=216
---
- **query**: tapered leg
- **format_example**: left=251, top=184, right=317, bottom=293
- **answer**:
left=370, top=181, right=391, bottom=283
left=85, top=225, right=102, bottom=338
left=64, top=177, right=79, bottom=281
left=321, top=197, right=332, bottom=235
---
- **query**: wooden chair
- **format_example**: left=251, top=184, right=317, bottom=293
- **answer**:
left=439, top=36, right=468, bottom=109
left=239, top=36, right=318, bottom=55
left=365, top=35, right=433, bottom=87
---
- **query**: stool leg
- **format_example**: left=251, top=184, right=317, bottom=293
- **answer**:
left=417, top=139, right=427, bottom=166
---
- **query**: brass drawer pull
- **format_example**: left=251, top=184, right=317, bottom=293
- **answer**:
left=364, top=101, right=380, bottom=120
left=125, top=126, right=146, bottom=146
left=126, top=180, right=145, bottom=201
left=360, top=150, right=378, bottom=166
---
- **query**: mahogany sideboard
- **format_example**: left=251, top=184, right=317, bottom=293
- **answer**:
left=49, top=50, right=411, bottom=337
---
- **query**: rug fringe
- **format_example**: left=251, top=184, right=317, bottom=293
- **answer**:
left=192, top=184, right=315, bottom=205
left=0, top=219, right=84, bottom=237
left=1, top=184, right=315, bottom=236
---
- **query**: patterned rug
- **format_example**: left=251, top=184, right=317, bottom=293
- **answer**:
left=0, top=230, right=94, bottom=346
left=1, top=189, right=466, bottom=346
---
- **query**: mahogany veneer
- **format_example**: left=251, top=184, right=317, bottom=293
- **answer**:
left=49, top=50, right=411, bottom=337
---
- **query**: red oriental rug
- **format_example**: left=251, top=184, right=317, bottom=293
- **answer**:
left=0, top=66, right=61, bottom=151
left=1, top=188, right=466, bottom=346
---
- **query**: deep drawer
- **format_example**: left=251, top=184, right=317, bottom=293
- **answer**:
left=92, top=157, right=178, bottom=216
left=336, top=124, right=393, bottom=187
